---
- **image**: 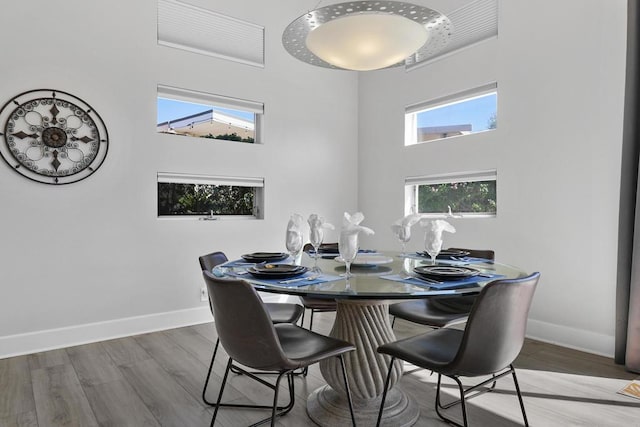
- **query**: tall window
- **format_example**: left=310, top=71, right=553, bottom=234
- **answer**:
left=158, top=172, right=264, bottom=219
left=405, top=170, right=497, bottom=217
left=157, top=85, right=263, bottom=144
left=405, top=83, right=497, bottom=146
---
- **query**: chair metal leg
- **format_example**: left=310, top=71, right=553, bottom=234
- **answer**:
left=440, top=372, right=499, bottom=410
left=434, top=367, right=526, bottom=427
left=376, top=356, right=396, bottom=427
left=435, top=374, right=467, bottom=427
left=391, top=315, right=396, bottom=328
left=202, top=338, right=221, bottom=405
left=455, top=376, right=469, bottom=427
left=211, top=357, right=232, bottom=426
left=210, top=358, right=297, bottom=427
left=337, top=354, right=357, bottom=427
left=248, top=371, right=296, bottom=427
left=510, top=365, right=529, bottom=427
left=269, top=372, right=284, bottom=427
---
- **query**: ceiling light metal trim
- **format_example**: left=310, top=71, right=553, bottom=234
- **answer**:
left=282, top=1, right=452, bottom=70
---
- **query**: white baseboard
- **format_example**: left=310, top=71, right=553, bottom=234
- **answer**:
left=0, top=306, right=213, bottom=359
left=0, top=308, right=615, bottom=361
left=527, top=318, right=615, bottom=358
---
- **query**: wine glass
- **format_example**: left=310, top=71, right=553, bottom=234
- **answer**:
left=391, top=225, right=411, bottom=256
left=286, top=230, right=303, bottom=265
left=309, top=226, right=324, bottom=272
left=424, top=230, right=442, bottom=265
left=339, top=232, right=358, bottom=278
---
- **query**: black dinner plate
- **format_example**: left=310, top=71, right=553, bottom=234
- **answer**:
left=414, top=265, right=479, bottom=281
left=317, top=243, right=339, bottom=253
left=417, top=249, right=471, bottom=260
left=241, top=252, right=288, bottom=263
left=248, top=264, right=308, bottom=280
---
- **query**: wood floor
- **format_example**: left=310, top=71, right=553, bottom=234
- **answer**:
left=1, top=308, right=639, bottom=427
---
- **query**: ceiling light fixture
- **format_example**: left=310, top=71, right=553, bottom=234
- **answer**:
left=282, top=1, right=452, bottom=71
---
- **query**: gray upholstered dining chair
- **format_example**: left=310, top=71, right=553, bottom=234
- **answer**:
left=198, top=251, right=304, bottom=405
left=389, top=248, right=495, bottom=329
left=377, top=272, right=540, bottom=427
left=202, top=270, right=357, bottom=427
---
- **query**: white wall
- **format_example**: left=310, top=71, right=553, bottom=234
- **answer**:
left=0, top=0, right=629, bottom=359
left=0, top=0, right=358, bottom=357
left=358, top=0, right=627, bottom=356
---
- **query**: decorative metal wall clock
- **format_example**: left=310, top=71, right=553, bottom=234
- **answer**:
left=0, top=89, right=108, bottom=184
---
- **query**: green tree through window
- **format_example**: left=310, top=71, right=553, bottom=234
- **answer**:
left=158, top=183, right=255, bottom=216
left=418, top=180, right=496, bottom=214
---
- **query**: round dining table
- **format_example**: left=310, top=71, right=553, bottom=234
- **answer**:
left=235, top=252, right=528, bottom=427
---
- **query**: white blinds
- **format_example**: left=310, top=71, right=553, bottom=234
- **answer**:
left=157, top=0, right=264, bottom=67
left=407, top=0, right=498, bottom=71
left=157, top=84, right=264, bottom=114
left=158, top=172, right=264, bottom=188
left=405, top=170, right=496, bottom=186
left=406, top=82, right=497, bottom=114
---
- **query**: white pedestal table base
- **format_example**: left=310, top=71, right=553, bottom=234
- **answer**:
left=306, top=299, right=419, bottom=426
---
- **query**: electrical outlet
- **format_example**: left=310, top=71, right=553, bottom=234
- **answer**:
left=200, top=286, right=208, bottom=302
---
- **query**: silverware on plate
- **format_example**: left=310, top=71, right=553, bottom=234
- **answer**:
left=279, top=275, right=320, bottom=284
left=403, top=275, right=443, bottom=285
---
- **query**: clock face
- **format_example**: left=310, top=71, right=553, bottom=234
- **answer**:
left=0, top=89, right=108, bottom=184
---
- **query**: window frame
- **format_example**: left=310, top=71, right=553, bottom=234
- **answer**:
left=405, top=82, right=497, bottom=146
left=157, top=84, right=263, bottom=144
left=157, top=172, right=264, bottom=220
left=405, top=170, right=497, bottom=218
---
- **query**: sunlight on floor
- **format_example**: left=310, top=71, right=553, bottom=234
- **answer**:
left=400, top=360, right=640, bottom=427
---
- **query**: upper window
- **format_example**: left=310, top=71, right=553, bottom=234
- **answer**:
left=158, top=172, right=264, bottom=219
left=157, top=84, right=262, bottom=144
left=405, top=170, right=497, bottom=218
left=405, top=83, right=497, bottom=146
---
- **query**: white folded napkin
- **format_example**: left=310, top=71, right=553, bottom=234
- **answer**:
left=420, top=219, right=456, bottom=258
left=339, top=212, right=375, bottom=261
left=308, top=213, right=334, bottom=248
left=390, top=211, right=422, bottom=243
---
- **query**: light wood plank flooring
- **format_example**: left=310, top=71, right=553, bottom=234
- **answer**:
left=1, top=310, right=639, bottom=427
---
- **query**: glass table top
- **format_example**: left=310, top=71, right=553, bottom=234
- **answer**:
left=228, top=252, right=528, bottom=300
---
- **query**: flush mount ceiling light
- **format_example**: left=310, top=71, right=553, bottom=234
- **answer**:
left=282, top=1, right=452, bottom=71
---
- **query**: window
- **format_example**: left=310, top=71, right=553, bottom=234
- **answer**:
left=405, top=170, right=497, bottom=217
left=157, top=0, right=264, bottom=67
left=158, top=172, right=264, bottom=219
left=157, top=85, right=263, bottom=144
left=405, top=83, right=497, bottom=145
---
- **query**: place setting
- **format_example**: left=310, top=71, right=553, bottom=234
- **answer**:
left=219, top=254, right=341, bottom=287
left=218, top=213, right=348, bottom=287
left=383, top=218, right=503, bottom=289
left=381, top=263, right=502, bottom=290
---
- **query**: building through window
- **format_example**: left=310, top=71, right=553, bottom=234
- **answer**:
left=405, top=83, right=497, bottom=145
